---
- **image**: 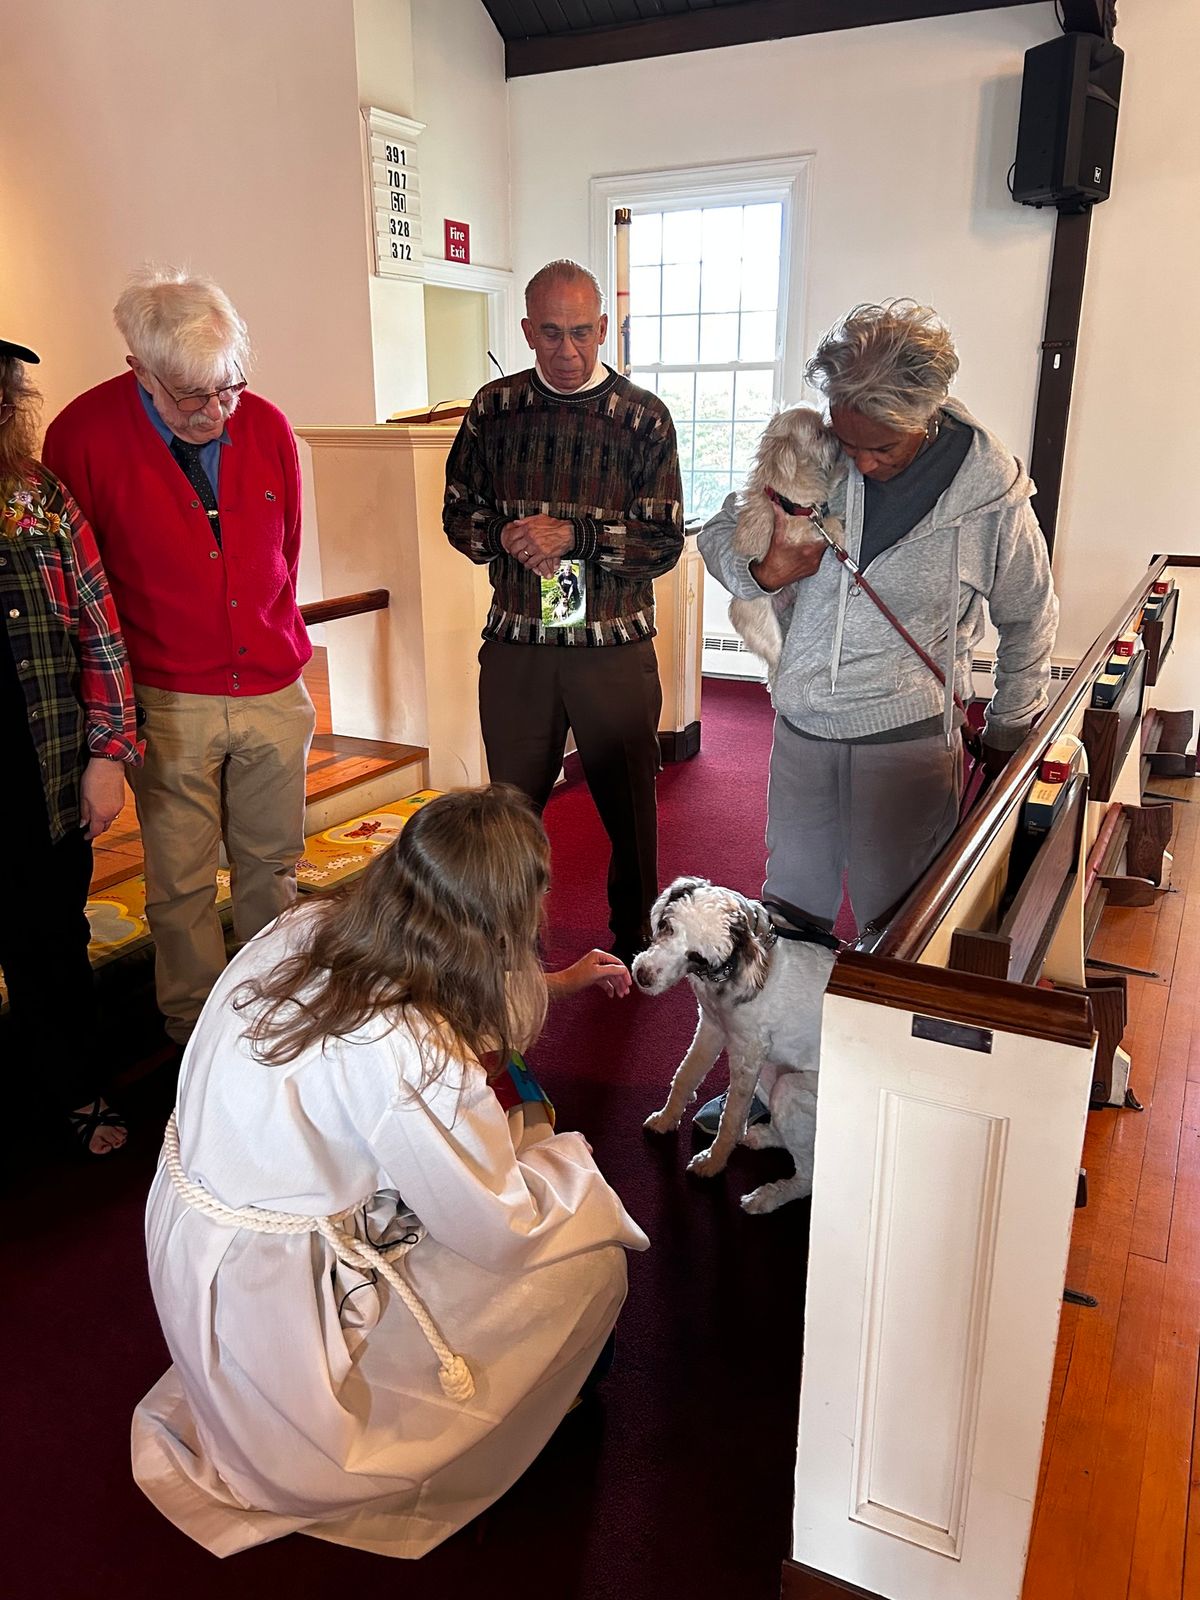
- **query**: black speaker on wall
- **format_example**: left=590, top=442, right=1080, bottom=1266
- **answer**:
left=1013, top=32, right=1124, bottom=212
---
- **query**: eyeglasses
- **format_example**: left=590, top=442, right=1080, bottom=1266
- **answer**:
left=152, top=365, right=246, bottom=415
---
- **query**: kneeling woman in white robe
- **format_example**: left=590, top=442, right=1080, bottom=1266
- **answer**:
left=132, top=785, right=648, bottom=1559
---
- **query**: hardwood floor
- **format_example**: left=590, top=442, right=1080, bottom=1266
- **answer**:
left=1024, top=776, right=1200, bottom=1599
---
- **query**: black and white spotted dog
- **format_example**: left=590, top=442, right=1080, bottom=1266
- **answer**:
left=633, top=876, right=838, bottom=1214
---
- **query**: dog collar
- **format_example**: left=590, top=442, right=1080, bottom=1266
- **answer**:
left=765, top=485, right=826, bottom=519
left=694, top=950, right=740, bottom=984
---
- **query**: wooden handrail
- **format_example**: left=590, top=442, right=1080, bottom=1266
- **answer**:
left=300, top=589, right=389, bottom=628
left=873, top=553, right=1174, bottom=962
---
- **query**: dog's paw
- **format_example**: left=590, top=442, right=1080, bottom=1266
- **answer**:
left=644, top=1108, right=680, bottom=1135
left=740, top=1179, right=811, bottom=1215
left=687, top=1147, right=728, bottom=1179
left=739, top=1123, right=781, bottom=1151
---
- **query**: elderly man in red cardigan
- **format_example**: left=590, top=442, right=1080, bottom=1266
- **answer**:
left=43, top=269, right=314, bottom=1047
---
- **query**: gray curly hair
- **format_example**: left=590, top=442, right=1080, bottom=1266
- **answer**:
left=805, top=301, right=959, bottom=431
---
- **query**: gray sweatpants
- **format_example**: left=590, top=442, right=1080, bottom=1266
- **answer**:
left=763, top=716, right=962, bottom=932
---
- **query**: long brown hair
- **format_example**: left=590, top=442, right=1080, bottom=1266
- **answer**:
left=0, top=356, right=41, bottom=504
left=234, top=785, right=550, bottom=1079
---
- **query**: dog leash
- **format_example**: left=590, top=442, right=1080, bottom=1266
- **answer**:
left=767, top=488, right=981, bottom=760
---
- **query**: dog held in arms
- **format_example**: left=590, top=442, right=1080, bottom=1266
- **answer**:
left=728, top=406, right=845, bottom=685
left=633, top=877, right=837, bottom=1214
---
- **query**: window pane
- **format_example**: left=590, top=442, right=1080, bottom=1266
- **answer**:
left=701, top=205, right=743, bottom=265
left=699, top=312, right=738, bottom=364
left=734, top=369, right=774, bottom=420
left=631, top=369, right=659, bottom=393
left=692, top=470, right=733, bottom=520
left=630, top=212, right=662, bottom=266
left=662, top=262, right=700, bottom=315
left=739, top=310, right=777, bottom=362
left=673, top=422, right=695, bottom=472
left=630, top=264, right=661, bottom=316
left=630, top=317, right=660, bottom=364
left=694, top=422, right=733, bottom=473
left=695, top=370, right=734, bottom=419
left=740, top=252, right=779, bottom=312
left=680, top=471, right=694, bottom=515
left=732, top=420, right=764, bottom=473
left=700, top=254, right=740, bottom=314
left=662, top=209, right=703, bottom=263
left=657, top=371, right=695, bottom=420
left=661, top=315, right=700, bottom=364
left=743, top=202, right=782, bottom=261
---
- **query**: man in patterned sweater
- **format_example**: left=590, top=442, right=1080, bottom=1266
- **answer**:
left=444, top=260, right=684, bottom=964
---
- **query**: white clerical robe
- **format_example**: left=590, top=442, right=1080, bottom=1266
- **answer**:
left=131, top=911, right=648, bottom=1559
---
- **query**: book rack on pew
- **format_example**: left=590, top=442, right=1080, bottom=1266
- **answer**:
left=783, top=556, right=1199, bottom=1600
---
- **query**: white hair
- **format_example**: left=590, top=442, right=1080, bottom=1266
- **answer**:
left=805, top=300, right=959, bottom=431
left=113, top=266, right=252, bottom=389
left=524, top=259, right=605, bottom=316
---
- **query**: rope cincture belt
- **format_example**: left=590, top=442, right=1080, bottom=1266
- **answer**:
left=162, top=1112, right=475, bottom=1402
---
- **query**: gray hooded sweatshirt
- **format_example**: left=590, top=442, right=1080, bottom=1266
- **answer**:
left=697, top=398, right=1059, bottom=750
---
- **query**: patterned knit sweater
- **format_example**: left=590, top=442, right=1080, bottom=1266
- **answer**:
left=443, top=366, right=684, bottom=646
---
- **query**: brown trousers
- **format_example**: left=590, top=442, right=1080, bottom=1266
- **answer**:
left=478, top=638, right=662, bottom=947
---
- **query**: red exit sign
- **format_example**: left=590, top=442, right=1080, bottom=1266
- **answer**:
left=444, top=219, right=470, bottom=263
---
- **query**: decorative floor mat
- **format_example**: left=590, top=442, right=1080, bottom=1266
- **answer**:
left=296, top=790, right=440, bottom=892
left=0, top=793, right=440, bottom=1011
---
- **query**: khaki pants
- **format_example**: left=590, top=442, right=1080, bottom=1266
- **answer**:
left=130, top=679, right=316, bottom=1044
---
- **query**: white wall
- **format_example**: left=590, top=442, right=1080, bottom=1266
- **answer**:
left=411, top=0, right=512, bottom=274
left=2, top=0, right=376, bottom=434
left=508, top=2, right=1198, bottom=663
left=2, top=0, right=377, bottom=603
left=1052, top=0, right=1200, bottom=656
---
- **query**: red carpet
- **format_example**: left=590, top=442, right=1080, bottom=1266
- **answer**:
left=2, top=677, right=810, bottom=1600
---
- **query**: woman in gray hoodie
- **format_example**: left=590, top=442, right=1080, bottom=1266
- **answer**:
left=698, top=300, right=1058, bottom=939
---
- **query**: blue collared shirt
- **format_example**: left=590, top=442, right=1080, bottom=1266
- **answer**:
left=137, top=381, right=230, bottom=494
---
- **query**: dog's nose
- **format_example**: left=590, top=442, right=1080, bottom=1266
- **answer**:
left=632, top=958, right=653, bottom=990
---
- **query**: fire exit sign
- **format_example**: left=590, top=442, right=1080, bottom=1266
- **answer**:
left=444, top=220, right=470, bottom=263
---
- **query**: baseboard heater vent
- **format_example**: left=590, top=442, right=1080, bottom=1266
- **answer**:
left=704, top=633, right=755, bottom=655
left=972, top=655, right=1077, bottom=683
left=707, top=641, right=1078, bottom=682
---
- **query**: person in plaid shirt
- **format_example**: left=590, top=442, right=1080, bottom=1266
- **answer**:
left=0, top=338, right=141, bottom=1155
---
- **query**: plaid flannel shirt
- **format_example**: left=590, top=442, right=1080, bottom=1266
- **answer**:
left=1, top=467, right=140, bottom=841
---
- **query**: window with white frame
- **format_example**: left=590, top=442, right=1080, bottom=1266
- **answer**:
left=592, top=160, right=810, bottom=668
left=627, top=201, right=783, bottom=524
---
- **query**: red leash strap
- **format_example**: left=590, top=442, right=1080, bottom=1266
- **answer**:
left=808, top=512, right=973, bottom=729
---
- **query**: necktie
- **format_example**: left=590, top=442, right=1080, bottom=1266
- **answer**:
left=171, top=437, right=222, bottom=549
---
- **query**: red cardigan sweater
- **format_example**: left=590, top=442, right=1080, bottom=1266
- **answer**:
left=43, top=371, right=311, bottom=697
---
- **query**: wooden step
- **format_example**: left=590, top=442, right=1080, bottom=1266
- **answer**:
left=89, top=733, right=427, bottom=894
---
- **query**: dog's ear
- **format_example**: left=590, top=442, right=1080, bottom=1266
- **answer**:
left=650, top=875, right=708, bottom=933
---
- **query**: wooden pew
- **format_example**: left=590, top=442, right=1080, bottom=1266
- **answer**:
left=784, top=557, right=1199, bottom=1600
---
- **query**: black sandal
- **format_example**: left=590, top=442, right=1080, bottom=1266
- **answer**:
left=67, top=1099, right=128, bottom=1156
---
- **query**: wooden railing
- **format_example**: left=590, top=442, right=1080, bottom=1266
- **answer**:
left=299, top=589, right=389, bottom=628
left=873, top=554, right=1178, bottom=963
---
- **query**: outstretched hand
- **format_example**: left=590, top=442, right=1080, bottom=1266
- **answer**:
left=548, top=949, right=632, bottom=1000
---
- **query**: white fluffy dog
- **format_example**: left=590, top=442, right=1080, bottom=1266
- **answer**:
left=633, top=877, right=837, bottom=1214
left=728, top=406, right=845, bottom=685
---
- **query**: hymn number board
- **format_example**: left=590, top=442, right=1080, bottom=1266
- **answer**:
left=364, top=109, right=425, bottom=280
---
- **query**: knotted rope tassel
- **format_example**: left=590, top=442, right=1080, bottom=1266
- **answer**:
left=162, top=1112, right=475, bottom=1402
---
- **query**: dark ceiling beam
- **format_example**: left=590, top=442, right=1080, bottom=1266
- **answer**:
left=503, top=0, right=1046, bottom=78
left=1058, top=0, right=1114, bottom=37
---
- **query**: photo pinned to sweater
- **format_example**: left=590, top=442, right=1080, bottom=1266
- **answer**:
left=542, top=560, right=586, bottom=627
